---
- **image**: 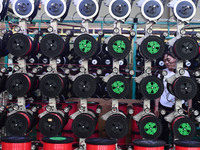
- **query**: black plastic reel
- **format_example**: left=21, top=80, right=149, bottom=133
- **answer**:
left=72, top=113, right=96, bottom=138
left=7, top=33, right=33, bottom=57
left=40, top=34, right=68, bottom=58
left=38, top=112, right=66, bottom=137
left=72, top=74, right=97, bottom=98
left=172, top=116, right=196, bottom=140
left=105, top=114, right=128, bottom=139
left=106, top=75, right=130, bottom=99
left=74, top=34, right=98, bottom=59
left=172, top=76, right=198, bottom=100
left=39, top=74, right=66, bottom=98
left=107, top=35, right=131, bottom=59
left=5, top=112, right=33, bottom=136
left=139, top=76, right=164, bottom=100
left=173, top=37, right=198, bottom=60
left=6, top=73, right=33, bottom=97
left=138, top=115, right=162, bottom=140
left=140, top=36, right=165, bottom=60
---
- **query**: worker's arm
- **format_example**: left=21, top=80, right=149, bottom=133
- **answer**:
left=154, top=97, right=160, bottom=117
left=187, top=99, right=192, bottom=116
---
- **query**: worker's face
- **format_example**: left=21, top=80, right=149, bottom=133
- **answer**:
left=163, top=54, right=176, bottom=70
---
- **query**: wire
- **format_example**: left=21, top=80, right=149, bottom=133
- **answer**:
left=40, top=12, right=46, bottom=23
left=103, top=13, right=113, bottom=26
left=72, top=12, right=81, bottom=24
left=134, top=12, right=146, bottom=25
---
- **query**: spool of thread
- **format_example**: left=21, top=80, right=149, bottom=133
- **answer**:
left=86, top=138, right=116, bottom=150
left=42, top=137, right=73, bottom=150
left=2, top=136, right=32, bottom=150
left=133, top=139, right=165, bottom=150
left=175, top=140, right=200, bottom=150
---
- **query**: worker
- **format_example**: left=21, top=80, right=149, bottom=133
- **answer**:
left=154, top=53, right=192, bottom=150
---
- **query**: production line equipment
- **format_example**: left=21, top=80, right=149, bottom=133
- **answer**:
left=159, top=0, right=200, bottom=140
left=133, top=0, right=167, bottom=140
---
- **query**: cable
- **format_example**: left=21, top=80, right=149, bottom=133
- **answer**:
left=103, top=13, right=113, bottom=26
left=72, top=11, right=81, bottom=24
left=134, top=12, right=146, bottom=25
left=40, top=12, right=46, bottom=23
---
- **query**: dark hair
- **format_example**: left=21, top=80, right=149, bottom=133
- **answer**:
left=163, top=46, right=175, bottom=58
left=164, top=52, right=175, bottom=58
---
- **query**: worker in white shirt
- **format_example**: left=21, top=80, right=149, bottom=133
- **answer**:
left=154, top=53, right=192, bottom=149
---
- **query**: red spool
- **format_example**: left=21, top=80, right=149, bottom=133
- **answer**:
left=172, top=116, right=185, bottom=130
left=134, top=146, right=164, bottom=150
left=18, top=112, right=31, bottom=128
left=23, top=74, right=32, bottom=92
left=199, top=47, right=200, bottom=55
left=119, top=103, right=128, bottom=114
left=42, top=137, right=73, bottom=150
left=88, top=102, right=99, bottom=130
left=118, top=103, right=128, bottom=146
left=2, top=136, right=31, bottom=150
left=176, top=146, right=200, bottom=150
left=34, top=43, right=40, bottom=55
left=62, top=130, right=78, bottom=145
left=87, top=144, right=115, bottom=150
left=117, top=138, right=126, bottom=147
left=132, top=132, right=142, bottom=141
left=132, top=103, right=143, bottom=132
left=37, top=102, right=47, bottom=141
left=175, top=140, right=200, bottom=150
left=86, top=138, right=116, bottom=150
left=25, top=36, right=33, bottom=56
left=89, top=130, right=99, bottom=138
left=36, top=131, right=44, bottom=141
left=62, top=102, right=78, bottom=130
left=133, top=140, right=165, bottom=150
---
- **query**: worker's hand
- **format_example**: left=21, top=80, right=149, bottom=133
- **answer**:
left=154, top=106, right=159, bottom=117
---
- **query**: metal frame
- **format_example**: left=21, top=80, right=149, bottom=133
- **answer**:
left=4, top=19, right=200, bottom=100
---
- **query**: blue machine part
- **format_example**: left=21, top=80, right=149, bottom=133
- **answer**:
left=144, top=1, right=161, bottom=18
left=46, top=0, right=65, bottom=16
left=176, top=1, right=194, bottom=18
left=111, top=0, right=129, bottom=17
left=14, top=0, right=33, bottom=16
left=79, top=0, right=97, bottom=17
